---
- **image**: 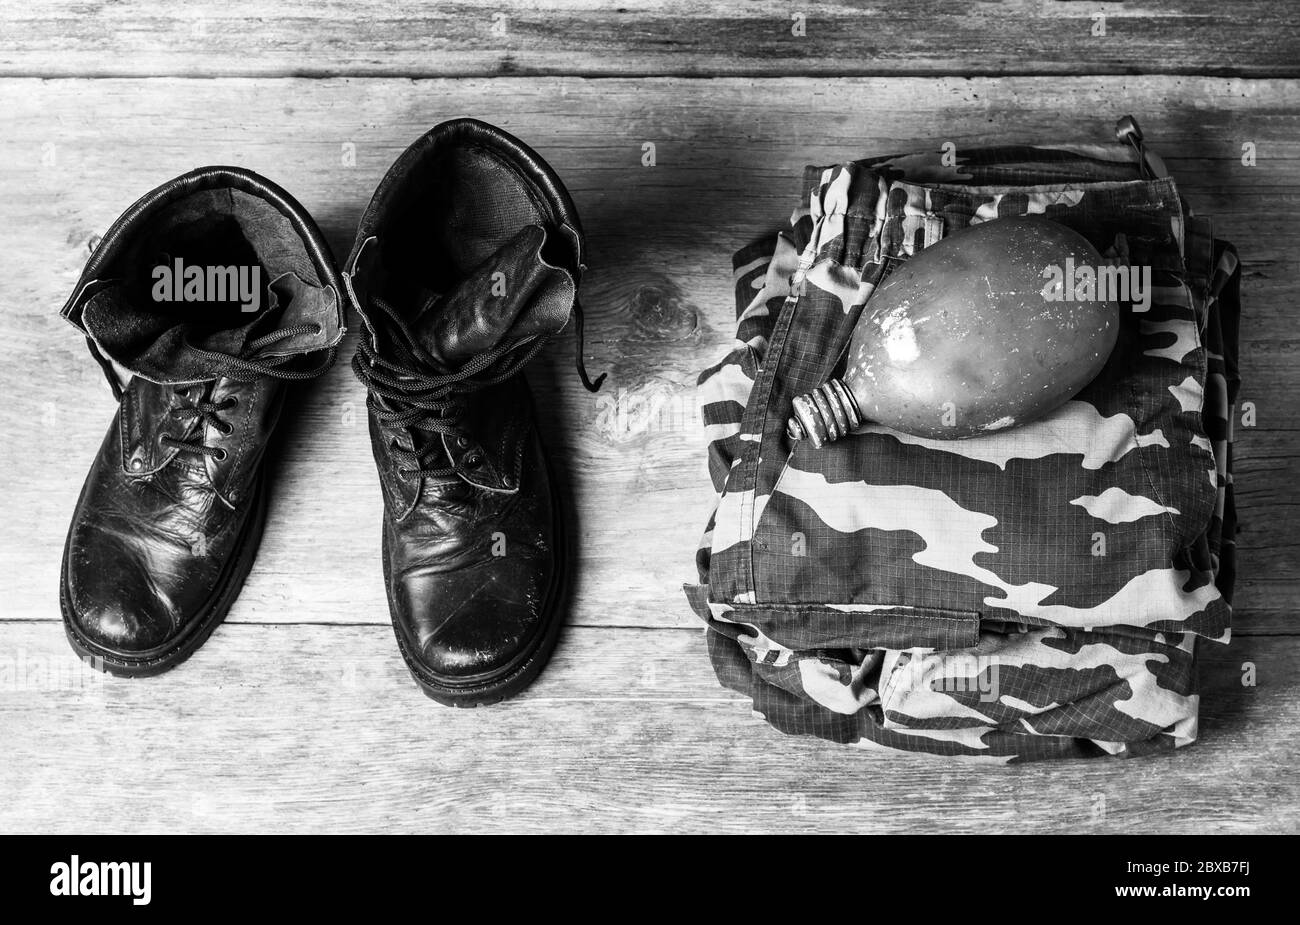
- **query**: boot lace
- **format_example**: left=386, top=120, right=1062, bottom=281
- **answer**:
left=352, top=296, right=604, bottom=479
left=150, top=324, right=332, bottom=461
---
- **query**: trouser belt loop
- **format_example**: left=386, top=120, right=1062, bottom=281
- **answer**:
left=1116, top=114, right=1168, bottom=180
left=922, top=212, right=945, bottom=248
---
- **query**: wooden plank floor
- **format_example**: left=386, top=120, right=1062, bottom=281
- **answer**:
left=1, top=4, right=1297, bottom=833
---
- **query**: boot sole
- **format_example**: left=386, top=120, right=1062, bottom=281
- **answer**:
left=59, top=470, right=269, bottom=678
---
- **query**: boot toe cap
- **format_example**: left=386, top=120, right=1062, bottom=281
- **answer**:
left=395, top=562, right=554, bottom=681
left=63, top=521, right=212, bottom=656
left=66, top=595, right=177, bottom=654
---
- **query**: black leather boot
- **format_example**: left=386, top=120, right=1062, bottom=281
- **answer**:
left=60, top=168, right=345, bottom=676
left=344, top=119, right=603, bottom=706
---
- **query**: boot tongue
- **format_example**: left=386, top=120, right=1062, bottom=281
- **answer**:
left=410, top=223, right=576, bottom=370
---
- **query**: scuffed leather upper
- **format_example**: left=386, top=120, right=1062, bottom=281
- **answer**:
left=381, top=379, right=557, bottom=677
left=64, top=375, right=282, bottom=653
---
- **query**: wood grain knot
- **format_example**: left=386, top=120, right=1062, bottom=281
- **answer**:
left=629, top=284, right=699, bottom=340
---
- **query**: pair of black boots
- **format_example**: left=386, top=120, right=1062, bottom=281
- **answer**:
left=59, top=120, right=602, bottom=705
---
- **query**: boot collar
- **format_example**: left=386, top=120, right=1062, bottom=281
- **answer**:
left=62, top=166, right=345, bottom=391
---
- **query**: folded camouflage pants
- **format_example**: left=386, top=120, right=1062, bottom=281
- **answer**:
left=684, top=131, right=1242, bottom=761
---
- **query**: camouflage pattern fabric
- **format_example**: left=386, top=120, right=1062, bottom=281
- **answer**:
left=683, top=135, right=1242, bottom=761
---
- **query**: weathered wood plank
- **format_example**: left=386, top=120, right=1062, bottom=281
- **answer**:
left=0, top=622, right=1294, bottom=833
left=1, top=76, right=1295, bottom=636
left=2, top=1, right=1298, bottom=78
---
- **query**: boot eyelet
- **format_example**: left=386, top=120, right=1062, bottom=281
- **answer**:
left=218, top=423, right=234, bottom=436
left=214, top=449, right=228, bottom=462
left=456, top=436, right=472, bottom=449
left=464, top=454, right=483, bottom=469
